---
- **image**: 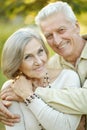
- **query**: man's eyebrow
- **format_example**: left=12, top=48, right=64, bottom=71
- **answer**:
left=44, top=33, right=52, bottom=37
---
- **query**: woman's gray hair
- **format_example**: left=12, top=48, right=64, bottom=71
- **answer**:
left=1, top=26, right=49, bottom=79
left=35, top=1, right=77, bottom=25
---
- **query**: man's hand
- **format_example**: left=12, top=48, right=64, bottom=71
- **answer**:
left=0, top=100, right=20, bottom=126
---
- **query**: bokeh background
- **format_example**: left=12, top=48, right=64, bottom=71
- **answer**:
left=0, top=0, right=87, bottom=129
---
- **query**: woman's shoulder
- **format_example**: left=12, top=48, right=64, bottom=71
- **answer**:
left=48, top=68, right=62, bottom=82
left=1, top=79, right=13, bottom=90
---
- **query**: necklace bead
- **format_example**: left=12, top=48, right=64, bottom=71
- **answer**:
left=43, top=72, right=51, bottom=88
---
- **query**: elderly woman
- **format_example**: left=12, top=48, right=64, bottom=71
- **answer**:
left=1, top=26, right=82, bottom=130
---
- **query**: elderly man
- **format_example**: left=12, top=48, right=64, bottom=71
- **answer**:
left=35, top=1, right=87, bottom=129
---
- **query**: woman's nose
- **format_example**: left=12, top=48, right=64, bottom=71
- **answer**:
left=34, top=56, right=42, bottom=65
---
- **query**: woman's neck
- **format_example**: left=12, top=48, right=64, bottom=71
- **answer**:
left=32, top=68, right=62, bottom=91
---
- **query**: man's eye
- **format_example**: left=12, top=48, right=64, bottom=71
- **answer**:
left=59, top=29, right=66, bottom=34
left=38, top=49, right=44, bottom=54
left=46, top=34, right=53, bottom=40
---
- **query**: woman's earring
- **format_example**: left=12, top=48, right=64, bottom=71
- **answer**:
left=34, top=62, right=38, bottom=66
left=15, top=71, right=23, bottom=80
left=19, top=71, right=23, bottom=75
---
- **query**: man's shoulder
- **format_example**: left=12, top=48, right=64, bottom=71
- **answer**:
left=47, top=54, right=62, bottom=69
left=82, top=34, right=87, bottom=40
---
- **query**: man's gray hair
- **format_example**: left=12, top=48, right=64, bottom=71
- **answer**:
left=35, top=1, right=77, bottom=25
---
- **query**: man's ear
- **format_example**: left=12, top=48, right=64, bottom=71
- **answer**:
left=75, top=21, right=80, bottom=34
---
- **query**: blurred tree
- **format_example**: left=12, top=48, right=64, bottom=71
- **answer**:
left=62, top=0, right=87, bottom=14
left=0, top=0, right=87, bottom=23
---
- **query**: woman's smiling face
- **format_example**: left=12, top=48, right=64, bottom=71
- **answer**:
left=19, top=38, right=48, bottom=79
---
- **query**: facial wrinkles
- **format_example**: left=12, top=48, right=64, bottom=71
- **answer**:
left=42, top=25, right=69, bottom=49
left=41, top=14, right=79, bottom=58
left=46, top=29, right=69, bottom=51
left=23, top=51, right=45, bottom=68
left=48, top=33, right=70, bottom=56
left=41, top=13, right=76, bottom=38
left=20, top=39, right=48, bottom=77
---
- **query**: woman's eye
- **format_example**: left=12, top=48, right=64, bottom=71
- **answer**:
left=24, top=55, right=29, bottom=59
left=24, top=55, right=32, bottom=60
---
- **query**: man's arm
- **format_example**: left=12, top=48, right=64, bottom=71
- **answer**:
left=0, top=80, right=20, bottom=126
left=0, top=100, right=20, bottom=126
left=36, top=80, right=87, bottom=114
left=5, top=101, right=25, bottom=130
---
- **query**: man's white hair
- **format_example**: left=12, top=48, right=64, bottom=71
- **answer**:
left=35, top=1, right=77, bottom=25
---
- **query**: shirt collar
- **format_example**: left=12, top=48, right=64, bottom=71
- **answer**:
left=60, top=35, right=87, bottom=67
left=80, top=37, right=87, bottom=59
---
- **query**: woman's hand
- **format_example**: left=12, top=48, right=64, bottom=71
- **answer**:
left=1, top=79, right=23, bottom=102
left=12, top=76, right=33, bottom=100
left=1, top=75, right=33, bottom=101
left=0, top=86, right=23, bottom=102
left=1, top=86, right=23, bottom=102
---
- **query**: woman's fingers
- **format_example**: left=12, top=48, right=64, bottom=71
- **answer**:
left=1, top=87, right=23, bottom=102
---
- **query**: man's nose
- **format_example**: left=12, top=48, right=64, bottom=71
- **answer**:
left=53, top=33, right=62, bottom=45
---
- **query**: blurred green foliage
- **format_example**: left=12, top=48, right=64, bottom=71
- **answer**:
left=0, top=123, right=5, bottom=130
left=0, top=0, right=87, bottom=22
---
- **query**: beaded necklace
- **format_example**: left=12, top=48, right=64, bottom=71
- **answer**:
left=32, top=72, right=51, bottom=91
left=43, top=73, right=51, bottom=88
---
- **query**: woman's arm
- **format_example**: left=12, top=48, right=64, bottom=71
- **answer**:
left=27, top=96, right=81, bottom=130
left=35, top=72, right=87, bottom=114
